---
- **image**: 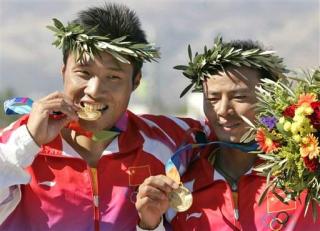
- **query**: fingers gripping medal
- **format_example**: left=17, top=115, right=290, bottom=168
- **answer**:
left=166, top=157, right=193, bottom=212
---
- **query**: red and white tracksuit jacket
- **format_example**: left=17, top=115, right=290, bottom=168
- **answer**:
left=167, top=151, right=320, bottom=231
left=0, top=111, right=204, bottom=231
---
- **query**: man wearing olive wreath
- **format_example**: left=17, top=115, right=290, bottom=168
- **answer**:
left=136, top=37, right=320, bottom=230
left=0, top=3, right=204, bottom=231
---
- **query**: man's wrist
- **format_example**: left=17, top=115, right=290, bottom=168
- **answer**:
left=25, top=124, right=40, bottom=147
left=137, top=217, right=162, bottom=230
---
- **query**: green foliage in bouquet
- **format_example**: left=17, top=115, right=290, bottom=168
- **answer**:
left=241, top=68, right=320, bottom=221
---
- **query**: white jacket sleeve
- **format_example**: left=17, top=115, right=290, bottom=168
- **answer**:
left=136, top=217, right=166, bottom=231
left=0, top=124, right=40, bottom=224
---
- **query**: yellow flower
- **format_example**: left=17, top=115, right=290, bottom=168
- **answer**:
left=293, top=135, right=301, bottom=143
left=304, top=106, right=314, bottom=115
left=279, top=117, right=285, bottom=124
left=293, top=114, right=306, bottom=123
left=283, top=121, right=292, bottom=131
left=290, top=122, right=299, bottom=134
left=295, top=105, right=313, bottom=116
left=300, top=134, right=320, bottom=159
left=295, top=106, right=305, bottom=116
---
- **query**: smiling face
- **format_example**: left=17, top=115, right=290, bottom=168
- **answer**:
left=62, top=52, right=140, bottom=132
left=203, top=66, right=260, bottom=143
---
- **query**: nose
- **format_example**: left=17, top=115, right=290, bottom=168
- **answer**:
left=83, top=76, right=105, bottom=99
left=216, top=96, right=233, bottom=117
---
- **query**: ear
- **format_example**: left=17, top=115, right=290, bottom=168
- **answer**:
left=202, top=79, right=208, bottom=96
left=61, top=64, right=66, bottom=82
left=132, top=72, right=141, bottom=91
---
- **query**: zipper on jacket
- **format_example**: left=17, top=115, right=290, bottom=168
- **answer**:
left=214, top=164, right=242, bottom=230
left=89, top=167, right=100, bottom=231
left=231, top=184, right=241, bottom=230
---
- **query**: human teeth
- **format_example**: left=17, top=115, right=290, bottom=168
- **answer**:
left=83, top=103, right=105, bottom=112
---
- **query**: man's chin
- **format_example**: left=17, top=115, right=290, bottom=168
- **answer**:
left=228, top=137, right=241, bottom=143
left=78, top=119, right=100, bottom=131
left=215, top=128, right=245, bottom=143
left=80, top=118, right=115, bottom=131
left=217, top=135, right=241, bottom=143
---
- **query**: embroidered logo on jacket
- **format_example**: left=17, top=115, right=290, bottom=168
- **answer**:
left=38, top=181, right=56, bottom=187
left=267, top=190, right=296, bottom=213
left=186, top=212, right=202, bottom=221
left=128, top=165, right=151, bottom=186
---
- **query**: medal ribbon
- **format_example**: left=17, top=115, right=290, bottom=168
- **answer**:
left=4, top=97, right=120, bottom=141
left=165, top=131, right=258, bottom=213
left=165, top=134, right=258, bottom=183
left=4, top=97, right=33, bottom=115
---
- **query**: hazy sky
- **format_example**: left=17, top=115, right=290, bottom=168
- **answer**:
left=0, top=0, right=319, bottom=116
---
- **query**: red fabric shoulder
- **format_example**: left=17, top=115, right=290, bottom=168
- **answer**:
left=140, top=114, right=204, bottom=147
left=0, top=115, right=29, bottom=143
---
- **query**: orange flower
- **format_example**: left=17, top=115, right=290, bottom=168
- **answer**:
left=300, top=134, right=320, bottom=159
left=297, top=93, right=317, bottom=107
left=256, top=128, right=279, bottom=153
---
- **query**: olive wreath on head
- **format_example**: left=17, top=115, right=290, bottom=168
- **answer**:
left=174, top=36, right=287, bottom=98
left=47, top=18, right=160, bottom=64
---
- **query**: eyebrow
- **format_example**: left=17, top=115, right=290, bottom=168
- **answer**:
left=207, top=88, right=250, bottom=95
left=72, top=63, right=123, bottom=72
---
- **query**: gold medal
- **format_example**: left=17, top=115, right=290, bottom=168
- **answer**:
left=167, top=167, right=181, bottom=184
left=77, top=110, right=101, bottom=121
left=168, top=184, right=193, bottom=212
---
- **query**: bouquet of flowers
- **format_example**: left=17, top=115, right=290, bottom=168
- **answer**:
left=241, top=68, right=320, bottom=220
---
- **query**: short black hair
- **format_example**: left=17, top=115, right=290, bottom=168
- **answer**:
left=63, top=3, right=148, bottom=78
left=223, top=39, right=276, bottom=80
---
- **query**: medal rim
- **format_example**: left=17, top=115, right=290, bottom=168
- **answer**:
left=169, top=184, right=193, bottom=212
left=77, top=110, right=102, bottom=121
